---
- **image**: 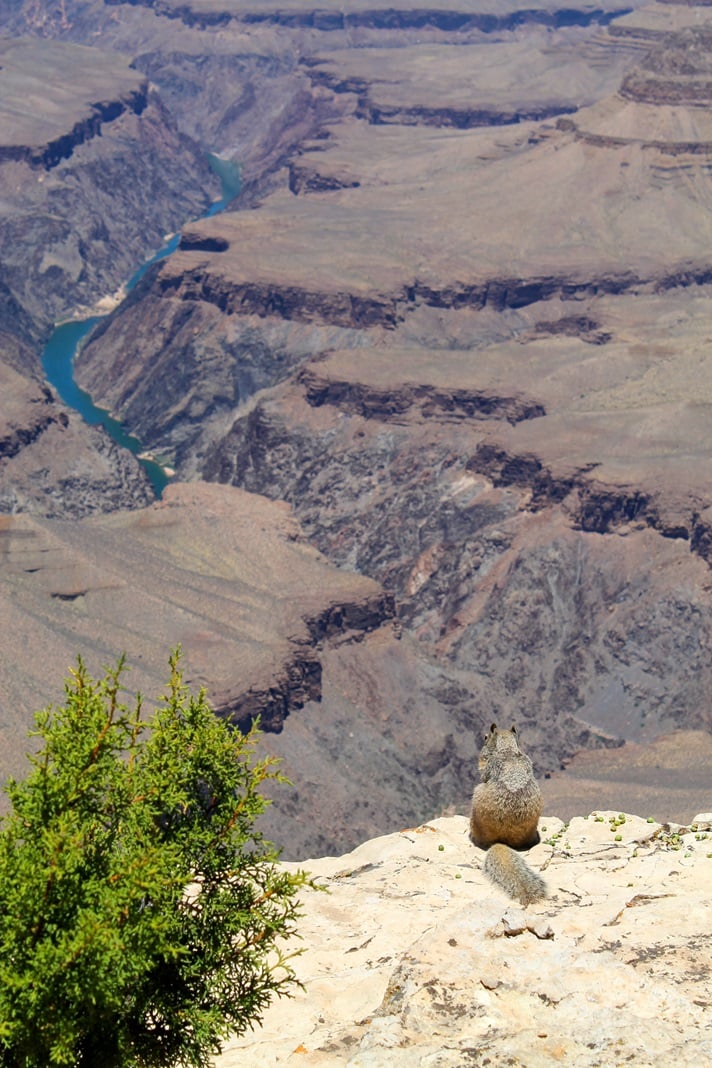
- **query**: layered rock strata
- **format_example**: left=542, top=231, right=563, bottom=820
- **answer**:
left=103, top=0, right=638, bottom=34
left=306, top=28, right=640, bottom=129
left=0, top=38, right=148, bottom=169
left=0, top=37, right=217, bottom=339
left=200, top=336, right=712, bottom=761
left=69, top=5, right=712, bottom=827
left=0, top=341, right=155, bottom=518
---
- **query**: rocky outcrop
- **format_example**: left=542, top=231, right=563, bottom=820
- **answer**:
left=533, top=313, right=611, bottom=344
left=0, top=39, right=149, bottom=168
left=0, top=358, right=155, bottom=518
left=558, top=25, right=712, bottom=152
left=468, top=435, right=712, bottom=560
left=620, top=27, right=712, bottom=106
left=177, top=233, right=230, bottom=253
left=240, top=6, right=631, bottom=33
left=305, top=589, right=396, bottom=642
left=0, top=383, right=62, bottom=461
left=216, top=589, right=395, bottom=733
left=0, top=85, right=149, bottom=170
left=104, top=0, right=634, bottom=35
left=299, top=365, right=545, bottom=424
left=306, top=65, right=578, bottom=128
left=558, top=112, right=712, bottom=152
left=289, top=161, right=361, bottom=194
left=468, top=442, right=577, bottom=505
left=221, top=812, right=712, bottom=1067
left=0, top=38, right=218, bottom=346
left=213, top=650, right=323, bottom=735
left=122, top=255, right=712, bottom=340
left=365, top=101, right=578, bottom=127
left=158, top=265, right=402, bottom=328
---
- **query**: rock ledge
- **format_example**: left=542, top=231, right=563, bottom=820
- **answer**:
left=220, top=811, right=712, bottom=1067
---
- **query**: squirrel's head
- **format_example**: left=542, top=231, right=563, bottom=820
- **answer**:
left=488, top=722, right=518, bottom=736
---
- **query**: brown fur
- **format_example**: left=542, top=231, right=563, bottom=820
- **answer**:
left=469, top=724, right=547, bottom=904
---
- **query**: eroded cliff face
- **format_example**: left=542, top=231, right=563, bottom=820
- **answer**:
left=0, top=370, right=154, bottom=518
left=0, top=35, right=220, bottom=516
left=0, top=10, right=351, bottom=516
left=0, top=89, right=215, bottom=337
left=64, top=1, right=712, bottom=843
left=72, top=9, right=712, bottom=718
left=101, top=0, right=634, bottom=35
left=199, top=346, right=712, bottom=773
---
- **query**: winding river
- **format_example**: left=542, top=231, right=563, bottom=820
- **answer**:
left=41, top=155, right=241, bottom=497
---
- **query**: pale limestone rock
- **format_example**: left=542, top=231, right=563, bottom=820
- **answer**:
left=217, top=812, right=712, bottom=1067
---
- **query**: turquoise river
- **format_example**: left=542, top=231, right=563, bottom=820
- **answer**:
left=42, top=155, right=241, bottom=496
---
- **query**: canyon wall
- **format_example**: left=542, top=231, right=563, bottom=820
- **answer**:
left=0, top=0, right=710, bottom=856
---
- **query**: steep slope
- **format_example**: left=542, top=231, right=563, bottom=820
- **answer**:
left=0, top=35, right=218, bottom=515
left=200, top=337, right=712, bottom=757
left=0, top=37, right=217, bottom=341
left=0, top=358, right=154, bottom=516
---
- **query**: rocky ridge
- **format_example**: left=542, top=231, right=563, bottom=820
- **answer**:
left=305, top=27, right=638, bottom=129
left=0, top=38, right=148, bottom=169
left=219, top=811, right=712, bottom=1067
left=104, top=0, right=636, bottom=34
left=199, top=338, right=712, bottom=758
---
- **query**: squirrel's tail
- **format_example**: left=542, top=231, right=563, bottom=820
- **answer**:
left=484, top=843, right=547, bottom=905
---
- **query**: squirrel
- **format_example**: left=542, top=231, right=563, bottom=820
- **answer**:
left=469, top=723, right=547, bottom=905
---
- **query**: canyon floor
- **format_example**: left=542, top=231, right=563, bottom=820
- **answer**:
left=0, top=0, right=710, bottom=856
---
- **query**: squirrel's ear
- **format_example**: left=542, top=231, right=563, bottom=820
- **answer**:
left=489, top=723, right=497, bottom=734
left=511, top=724, right=517, bottom=734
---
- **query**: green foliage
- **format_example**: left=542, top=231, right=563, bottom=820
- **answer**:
left=0, top=651, right=311, bottom=1067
